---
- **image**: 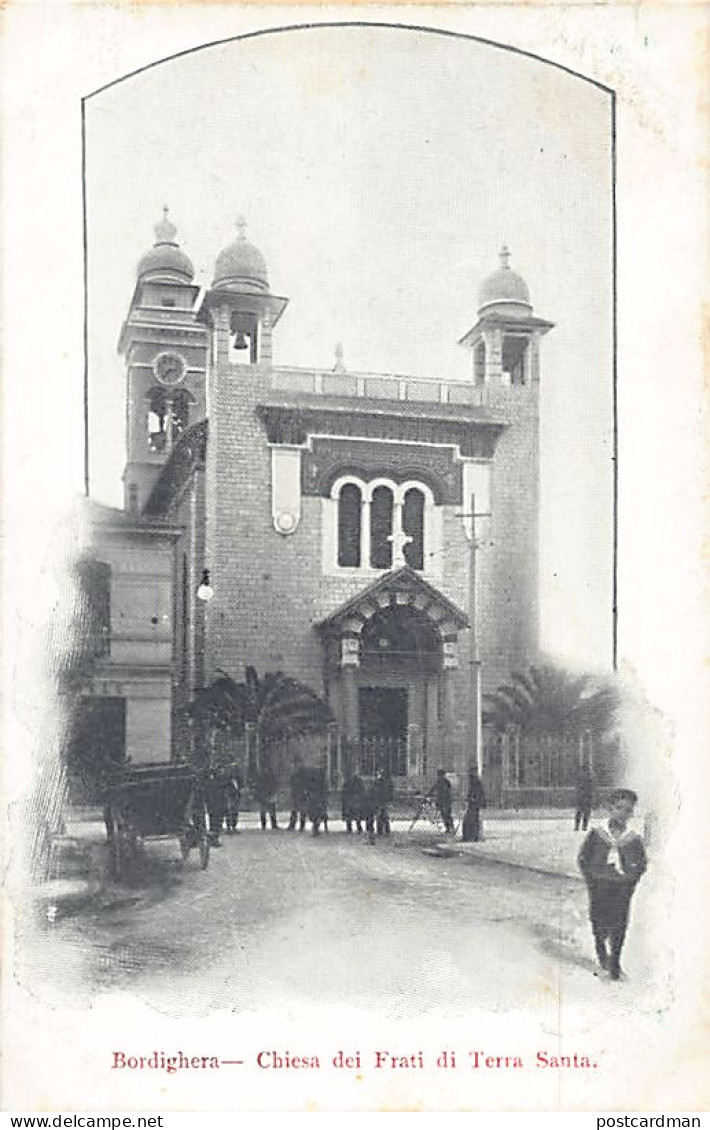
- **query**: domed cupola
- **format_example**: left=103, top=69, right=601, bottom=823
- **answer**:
left=137, top=208, right=195, bottom=283
left=212, top=217, right=270, bottom=294
left=478, top=245, right=532, bottom=317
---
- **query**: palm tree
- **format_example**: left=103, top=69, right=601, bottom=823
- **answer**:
left=186, top=666, right=333, bottom=766
left=483, top=663, right=620, bottom=740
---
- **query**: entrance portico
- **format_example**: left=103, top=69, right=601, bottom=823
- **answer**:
left=316, top=568, right=468, bottom=781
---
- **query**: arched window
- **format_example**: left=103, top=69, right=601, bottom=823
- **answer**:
left=330, top=476, right=435, bottom=573
left=370, top=486, right=394, bottom=569
left=337, top=483, right=362, bottom=567
left=402, top=488, right=425, bottom=570
left=147, top=387, right=192, bottom=452
left=172, top=390, right=191, bottom=437
left=147, top=388, right=169, bottom=452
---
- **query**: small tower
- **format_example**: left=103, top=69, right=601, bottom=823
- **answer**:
left=197, top=217, right=288, bottom=367
left=459, top=245, right=553, bottom=388
left=119, top=209, right=207, bottom=512
left=458, top=248, right=555, bottom=687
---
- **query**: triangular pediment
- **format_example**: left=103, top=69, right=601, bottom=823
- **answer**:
left=316, top=567, right=468, bottom=637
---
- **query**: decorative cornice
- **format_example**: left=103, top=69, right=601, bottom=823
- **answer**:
left=302, top=437, right=462, bottom=503
left=316, top=566, right=469, bottom=637
left=256, top=402, right=505, bottom=459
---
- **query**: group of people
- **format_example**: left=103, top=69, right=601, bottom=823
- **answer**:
left=431, top=767, right=487, bottom=841
left=204, top=761, right=332, bottom=843
left=340, top=768, right=394, bottom=841
left=204, top=761, right=488, bottom=846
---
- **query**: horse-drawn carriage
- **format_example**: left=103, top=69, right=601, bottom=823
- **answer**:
left=104, top=763, right=211, bottom=880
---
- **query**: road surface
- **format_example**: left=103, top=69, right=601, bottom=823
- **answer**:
left=17, top=821, right=658, bottom=1017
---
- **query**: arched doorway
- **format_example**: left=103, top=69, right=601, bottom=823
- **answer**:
left=357, top=605, right=442, bottom=777
left=316, top=567, right=468, bottom=782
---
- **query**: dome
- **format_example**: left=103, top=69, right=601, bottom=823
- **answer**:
left=478, top=246, right=532, bottom=314
left=212, top=217, right=269, bottom=293
left=137, top=208, right=195, bottom=282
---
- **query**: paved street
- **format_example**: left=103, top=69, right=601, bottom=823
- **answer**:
left=18, top=820, right=660, bottom=1018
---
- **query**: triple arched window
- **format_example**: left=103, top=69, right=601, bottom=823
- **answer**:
left=333, top=477, right=432, bottom=572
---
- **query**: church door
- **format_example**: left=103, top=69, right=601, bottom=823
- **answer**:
left=359, top=686, right=408, bottom=740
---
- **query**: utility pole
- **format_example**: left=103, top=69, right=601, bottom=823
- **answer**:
left=460, top=494, right=491, bottom=777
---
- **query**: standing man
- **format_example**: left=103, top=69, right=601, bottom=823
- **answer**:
left=341, top=771, right=366, bottom=834
left=434, top=769, right=454, bottom=835
left=574, top=764, right=596, bottom=831
left=205, top=767, right=226, bottom=847
left=578, top=788, right=647, bottom=981
left=308, top=767, right=329, bottom=836
left=374, top=768, right=393, bottom=836
left=287, top=757, right=308, bottom=832
left=224, top=770, right=243, bottom=834
left=254, top=762, right=279, bottom=831
left=462, top=767, right=486, bottom=842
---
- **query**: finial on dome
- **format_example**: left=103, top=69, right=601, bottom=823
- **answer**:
left=333, top=342, right=346, bottom=373
left=237, top=215, right=247, bottom=240
left=154, top=206, right=177, bottom=246
left=499, top=244, right=511, bottom=269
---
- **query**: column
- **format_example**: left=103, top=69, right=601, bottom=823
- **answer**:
left=529, top=332, right=541, bottom=384
left=440, top=668, right=458, bottom=772
left=425, top=675, right=439, bottom=776
left=211, top=304, right=231, bottom=368
left=261, top=307, right=273, bottom=367
left=441, top=637, right=462, bottom=774
left=361, top=497, right=371, bottom=569
left=164, top=398, right=174, bottom=451
left=484, top=326, right=503, bottom=386
left=340, top=637, right=360, bottom=741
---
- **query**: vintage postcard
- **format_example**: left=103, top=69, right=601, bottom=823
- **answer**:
left=1, top=3, right=707, bottom=1115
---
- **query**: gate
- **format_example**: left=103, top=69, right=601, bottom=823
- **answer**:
left=341, top=735, right=408, bottom=779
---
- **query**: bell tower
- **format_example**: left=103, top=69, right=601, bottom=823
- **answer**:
left=459, top=244, right=553, bottom=388
left=196, top=218, right=289, bottom=685
left=118, top=208, right=208, bottom=513
left=197, top=216, right=288, bottom=367
left=458, top=246, right=555, bottom=682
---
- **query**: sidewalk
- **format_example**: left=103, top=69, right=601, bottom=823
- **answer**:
left=431, top=811, right=645, bottom=880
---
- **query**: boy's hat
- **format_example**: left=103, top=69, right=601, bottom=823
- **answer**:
left=609, top=788, right=638, bottom=805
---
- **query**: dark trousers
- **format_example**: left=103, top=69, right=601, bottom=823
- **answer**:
left=438, top=805, right=454, bottom=834
left=225, top=804, right=239, bottom=832
left=587, top=881, right=633, bottom=974
left=575, top=806, right=591, bottom=831
left=260, top=804, right=278, bottom=829
left=208, top=807, right=225, bottom=838
left=288, top=808, right=307, bottom=831
left=376, top=807, right=391, bottom=835
left=462, top=806, right=481, bottom=842
left=311, top=810, right=328, bottom=835
left=345, top=816, right=363, bottom=834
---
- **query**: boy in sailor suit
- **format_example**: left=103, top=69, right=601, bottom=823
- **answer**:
left=577, top=788, right=647, bottom=980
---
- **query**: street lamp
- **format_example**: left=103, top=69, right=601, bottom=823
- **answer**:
left=196, top=568, right=214, bottom=603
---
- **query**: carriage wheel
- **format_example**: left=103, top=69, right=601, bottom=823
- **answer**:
left=198, top=833, right=210, bottom=870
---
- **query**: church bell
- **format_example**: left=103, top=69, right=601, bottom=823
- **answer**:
left=234, top=330, right=249, bottom=350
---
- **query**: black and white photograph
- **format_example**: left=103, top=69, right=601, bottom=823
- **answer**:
left=2, top=5, right=707, bottom=1116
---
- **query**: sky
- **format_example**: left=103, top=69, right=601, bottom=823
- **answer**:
left=84, top=25, right=613, bottom=668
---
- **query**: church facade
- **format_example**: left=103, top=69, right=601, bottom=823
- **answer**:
left=93, top=210, right=553, bottom=786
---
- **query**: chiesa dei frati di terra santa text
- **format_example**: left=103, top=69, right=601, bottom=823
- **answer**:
left=87, top=210, right=554, bottom=791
